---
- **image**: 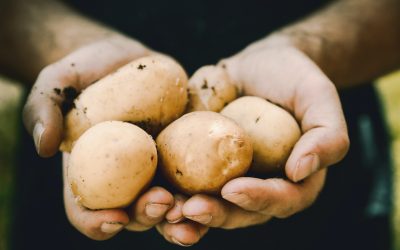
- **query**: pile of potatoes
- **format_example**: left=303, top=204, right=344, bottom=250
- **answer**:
left=62, top=55, right=300, bottom=210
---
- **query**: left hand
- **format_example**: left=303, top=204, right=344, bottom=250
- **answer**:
left=159, top=33, right=348, bottom=245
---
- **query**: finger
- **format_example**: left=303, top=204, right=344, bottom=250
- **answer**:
left=63, top=153, right=129, bottom=240
left=125, top=186, right=174, bottom=231
left=23, top=36, right=151, bottom=157
left=156, top=220, right=209, bottom=247
left=221, top=170, right=327, bottom=218
left=165, top=194, right=187, bottom=224
left=285, top=79, right=349, bottom=181
left=182, top=194, right=270, bottom=229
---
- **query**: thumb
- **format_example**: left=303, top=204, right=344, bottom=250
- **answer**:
left=283, top=88, right=350, bottom=182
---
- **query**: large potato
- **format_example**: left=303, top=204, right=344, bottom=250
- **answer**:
left=68, top=121, right=157, bottom=210
left=157, top=111, right=253, bottom=195
left=187, top=65, right=238, bottom=112
left=61, top=54, right=188, bottom=152
left=221, top=96, right=301, bottom=173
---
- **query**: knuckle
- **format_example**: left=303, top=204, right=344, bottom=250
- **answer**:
left=73, top=220, right=113, bottom=241
left=38, top=64, right=59, bottom=80
left=220, top=222, right=237, bottom=230
left=276, top=194, right=317, bottom=219
left=337, top=131, right=350, bottom=158
left=275, top=206, right=296, bottom=219
left=218, top=210, right=232, bottom=229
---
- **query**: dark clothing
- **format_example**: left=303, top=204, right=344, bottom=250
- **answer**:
left=67, top=0, right=333, bottom=75
left=12, top=1, right=392, bottom=249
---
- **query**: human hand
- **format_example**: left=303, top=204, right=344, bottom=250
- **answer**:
left=22, top=34, right=188, bottom=241
left=195, top=35, right=350, bottom=182
left=165, top=35, right=349, bottom=241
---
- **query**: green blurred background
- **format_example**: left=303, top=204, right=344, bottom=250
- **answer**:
left=0, top=76, right=22, bottom=250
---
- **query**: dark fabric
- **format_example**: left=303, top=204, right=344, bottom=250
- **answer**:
left=65, top=0, right=333, bottom=74
left=12, top=1, right=392, bottom=249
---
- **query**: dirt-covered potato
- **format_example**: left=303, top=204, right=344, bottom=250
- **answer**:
left=221, top=96, right=301, bottom=173
left=68, top=121, right=157, bottom=210
left=61, top=54, right=188, bottom=152
left=156, top=111, right=253, bottom=195
left=187, top=65, right=238, bottom=112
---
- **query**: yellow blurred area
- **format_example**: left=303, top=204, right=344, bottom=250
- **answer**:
left=376, top=71, right=400, bottom=250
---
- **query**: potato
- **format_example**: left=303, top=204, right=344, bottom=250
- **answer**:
left=187, top=65, right=238, bottom=112
left=68, top=121, right=157, bottom=210
left=157, top=111, right=253, bottom=195
left=221, top=96, right=301, bottom=173
left=61, top=54, right=188, bottom=152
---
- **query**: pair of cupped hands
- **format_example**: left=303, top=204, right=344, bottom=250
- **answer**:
left=23, top=33, right=349, bottom=246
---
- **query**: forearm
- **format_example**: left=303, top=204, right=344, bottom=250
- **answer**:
left=270, top=0, right=400, bottom=88
left=0, top=0, right=150, bottom=83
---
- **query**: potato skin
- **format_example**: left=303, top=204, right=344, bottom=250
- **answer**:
left=68, top=121, right=157, bottom=210
left=156, top=111, right=253, bottom=195
left=221, top=96, right=301, bottom=173
left=187, top=65, right=237, bottom=112
left=61, top=54, right=188, bottom=152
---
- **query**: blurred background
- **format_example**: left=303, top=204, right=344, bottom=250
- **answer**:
left=1, top=72, right=399, bottom=250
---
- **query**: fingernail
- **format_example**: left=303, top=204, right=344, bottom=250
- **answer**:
left=33, top=123, right=45, bottom=154
left=100, top=222, right=124, bottom=234
left=185, top=214, right=212, bottom=225
left=293, top=153, right=320, bottom=182
left=222, top=192, right=250, bottom=205
left=167, top=217, right=184, bottom=224
left=145, top=203, right=170, bottom=218
left=171, top=237, right=193, bottom=247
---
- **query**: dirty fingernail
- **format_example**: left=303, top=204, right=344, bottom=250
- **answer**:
left=293, top=153, right=320, bottom=182
left=145, top=203, right=170, bottom=218
left=222, top=192, right=250, bottom=205
left=171, top=237, right=193, bottom=247
left=33, top=123, right=45, bottom=154
left=101, top=222, right=124, bottom=234
left=185, top=214, right=212, bottom=225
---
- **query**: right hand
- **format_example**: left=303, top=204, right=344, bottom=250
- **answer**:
left=23, top=34, right=168, bottom=240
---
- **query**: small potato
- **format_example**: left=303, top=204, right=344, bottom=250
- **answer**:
left=61, top=54, right=188, bottom=152
left=68, top=121, right=157, bottom=210
left=157, top=111, right=253, bottom=195
left=221, top=96, right=301, bottom=173
left=187, top=65, right=238, bottom=112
